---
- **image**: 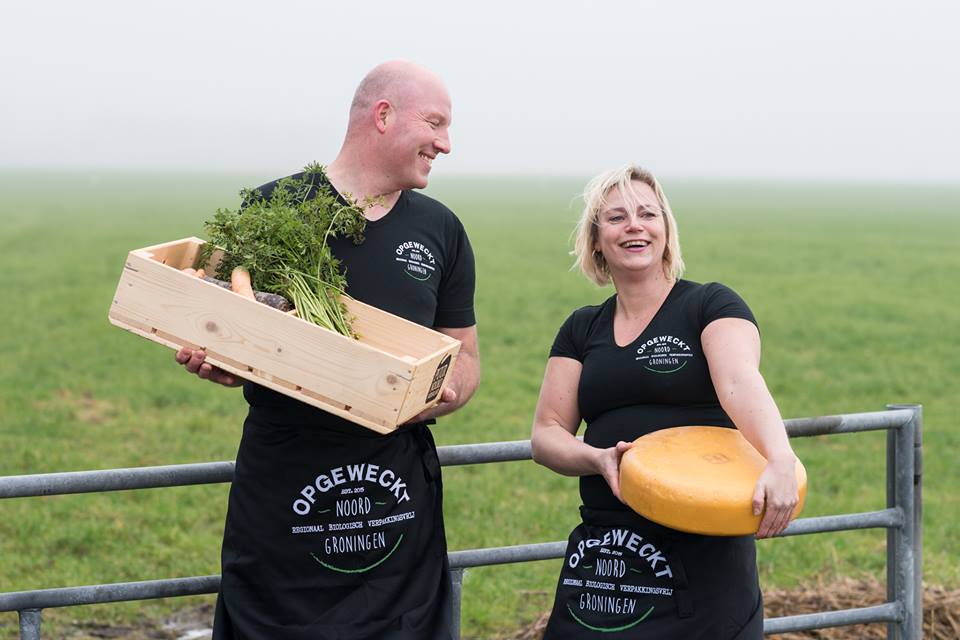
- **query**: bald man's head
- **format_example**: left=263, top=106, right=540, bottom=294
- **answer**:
left=338, top=61, right=452, bottom=190
left=347, top=60, right=448, bottom=133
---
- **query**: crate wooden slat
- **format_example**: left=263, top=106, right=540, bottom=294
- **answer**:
left=109, top=237, right=460, bottom=434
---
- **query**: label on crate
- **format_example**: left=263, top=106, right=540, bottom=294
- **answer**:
left=425, top=354, right=452, bottom=403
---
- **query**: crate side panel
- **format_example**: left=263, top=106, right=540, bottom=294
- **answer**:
left=136, top=237, right=206, bottom=254
left=396, top=341, right=461, bottom=424
left=137, top=238, right=205, bottom=270
left=108, top=309, right=398, bottom=434
left=344, top=298, right=458, bottom=360
left=111, top=253, right=412, bottom=421
left=110, top=258, right=159, bottom=330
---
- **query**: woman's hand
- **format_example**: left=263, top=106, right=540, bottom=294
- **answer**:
left=596, top=440, right=634, bottom=503
left=752, top=456, right=800, bottom=538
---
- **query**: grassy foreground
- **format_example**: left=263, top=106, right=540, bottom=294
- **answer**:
left=0, top=171, right=957, bottom=638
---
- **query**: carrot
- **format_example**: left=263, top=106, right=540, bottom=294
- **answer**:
left=231, top=267, right=256, bottom=300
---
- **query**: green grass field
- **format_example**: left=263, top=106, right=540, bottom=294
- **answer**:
left=1, top=171, right=958, bottom=638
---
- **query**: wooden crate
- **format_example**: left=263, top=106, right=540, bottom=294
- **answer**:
left=108, top=237, right=460, bottom=434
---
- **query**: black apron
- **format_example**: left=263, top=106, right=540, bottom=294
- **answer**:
left=213, top=406, right=452, bottom=640
left=543, top=507, right=762, bottom=640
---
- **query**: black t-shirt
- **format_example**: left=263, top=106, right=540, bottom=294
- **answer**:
left=242, top=172, right=476, bottom=434
left=550, top=280, right=757, bottom=509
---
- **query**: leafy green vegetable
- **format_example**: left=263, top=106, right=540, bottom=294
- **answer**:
left=200, top=163, right=367, bottom=337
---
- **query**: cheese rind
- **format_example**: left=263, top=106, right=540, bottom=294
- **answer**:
left=619, top=426, right=807, bottom=536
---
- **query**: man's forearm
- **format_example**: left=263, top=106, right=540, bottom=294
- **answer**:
left=447, top=349, right=480, bottom=411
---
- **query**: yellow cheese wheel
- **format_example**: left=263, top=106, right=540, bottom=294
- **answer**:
left=619, top=426, right=807, bottom=536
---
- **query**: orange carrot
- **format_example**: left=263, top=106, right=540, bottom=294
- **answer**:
left=231, top=267, right=256, bottom=300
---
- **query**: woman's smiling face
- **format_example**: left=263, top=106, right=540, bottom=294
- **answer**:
left=594, top=180, right=667, bottom=278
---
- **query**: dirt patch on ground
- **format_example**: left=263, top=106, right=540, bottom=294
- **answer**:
left=762, top=577, right=960, bottom=639
left=58, top=604, right=214, bottom=640
left=502, top=577, right=960, bottom=639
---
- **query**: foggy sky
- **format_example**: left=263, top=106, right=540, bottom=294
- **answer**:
left=2, top=0, right=957, bottom=182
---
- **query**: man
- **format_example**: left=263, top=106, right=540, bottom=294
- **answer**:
left=176, top=60, right=480, bottom=639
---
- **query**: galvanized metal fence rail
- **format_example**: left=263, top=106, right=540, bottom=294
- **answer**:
left=0, top=405, right=923, bottom=639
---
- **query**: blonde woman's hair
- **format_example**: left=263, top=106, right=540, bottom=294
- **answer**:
left=572, top=164, right=684, bottom=286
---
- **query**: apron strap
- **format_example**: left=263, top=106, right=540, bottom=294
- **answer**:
left=669, top=555, right=694, bottom=618
left=407, top=424, right=442, bottom=483
left=659, top=535, right=694, bottom=619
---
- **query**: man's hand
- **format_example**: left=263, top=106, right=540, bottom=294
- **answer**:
left=175, top=348, right=244, bottom=388
left=402, top=386, right=457, bottom=424
left=400, top=325, right=479, bottom=425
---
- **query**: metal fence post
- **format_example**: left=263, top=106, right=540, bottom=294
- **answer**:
left=886, top=421, right=898, bottom=640
left=18, top=609, right=41, bottom=640
left=913, top=406, right=924, bottom=640
left=888, top=404, right=923, bottom=640
left=889, top=404, right=917, bottom=639
left=450, top=568, right=464, bottom=639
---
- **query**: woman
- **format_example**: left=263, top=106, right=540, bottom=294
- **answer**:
left=531, top=165, right=801, bottom=639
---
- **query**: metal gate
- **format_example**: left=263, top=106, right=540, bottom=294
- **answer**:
left=1, top=404, right=923, bottom=639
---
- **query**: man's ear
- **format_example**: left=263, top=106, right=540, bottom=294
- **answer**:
left=374, top=99, right=392, bottom=133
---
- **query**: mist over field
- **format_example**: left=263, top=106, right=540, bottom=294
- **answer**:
left=2, top=1, right=958, bottom=182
